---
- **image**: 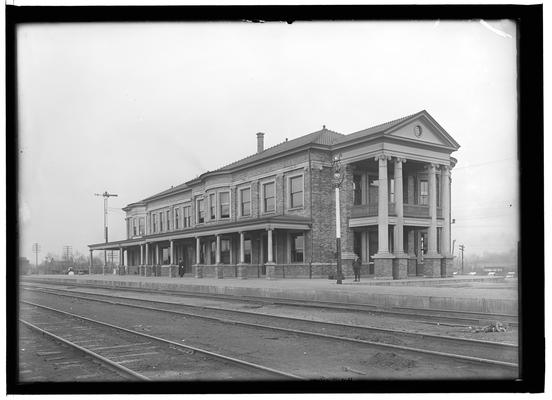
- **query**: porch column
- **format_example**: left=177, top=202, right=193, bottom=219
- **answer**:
left=195, top=236, right=203, bottom=279
left=267, top=228, right=274, bottom=263
left=119, top=247, right=123, bottom=275
left=394, top=157, right=406, bottom=255
left=424, top=162, right=442, bottom=277
left=441, top=165, right=451, bottom=255
left=239, top=232, right=245, bottom=264
left=140, top=244, right=143, bottom=265
left=195, top=237, right=201, bottom=264
left=393, top=157, right=407, bottom=279
left=376, top=154, right=390, bottom=254
left=155, top=243, right=159, bottom=264
left=145, top=243, right=149, bottom=264
left=238, top=231, right=247, bottom=279
left=89, top=250, right=93, bottom=275
left=440, top=165, right=454, bottom=277
left=216, top=235, right=221, bottom=264
left=428, top=163, right=438, bottom=254
left=373, top=154, right=393, bottom=279
left=266, top=227, right=276, bottom=279
left=170, top=240, right=174, bottom=264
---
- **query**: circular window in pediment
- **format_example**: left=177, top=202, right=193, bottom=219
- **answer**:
left=414, top=125, right=423, bottom=137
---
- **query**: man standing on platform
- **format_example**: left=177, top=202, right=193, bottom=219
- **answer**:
left=178, top=258, right=185, bottom=278
left=353, top=254, right=361, bottom=282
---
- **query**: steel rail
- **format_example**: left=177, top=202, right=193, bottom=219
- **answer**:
left=22, top=291, right=518, bottom=371
left=21, top=300, right=305, bottom=381
left=20, top=280, right=519, bottom=327
left=19, top=319, right=150, bottom=381
left=24, top=285, right=518, bottom=354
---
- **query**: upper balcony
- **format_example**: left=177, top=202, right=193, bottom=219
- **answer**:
left=351, top=203, right=443, bottom=219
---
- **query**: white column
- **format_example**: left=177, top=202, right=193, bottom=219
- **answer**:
left=156, top=244, right=159, bottom=264
left=376, top=155, right=390, bottom=254
left=441, top=165, right=451, bottom=255
left=170, top=240, right=174, bottom=265
left=140, top=244, right=143, bottom=265
left=239, top=232, right=245, bottom=264
left=119, top=247, right=123, bottom=266
left=394, top=157, right=406, bottom=254
left=267, top=228, right=274, bottom=263
left=145, top=243, right=149, bottom=265
left=195, top=237, right=201, bottom=264
left=89, top=250, right=93, bottom=274
left=216, top=235, right=221, bottom=264
left=428, top=163, right=438, bottom=254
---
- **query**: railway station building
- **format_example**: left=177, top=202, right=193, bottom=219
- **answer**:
left=88, top=110, right=460, bottom=280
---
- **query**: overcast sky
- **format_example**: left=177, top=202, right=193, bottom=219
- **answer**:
left=17, top=20, right=518, bottom=262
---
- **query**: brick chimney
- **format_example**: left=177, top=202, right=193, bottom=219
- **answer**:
left=256, top=132, right=265, bottom=153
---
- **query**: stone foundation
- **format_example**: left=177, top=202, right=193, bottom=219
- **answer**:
left=215, top=265, right=224, bottom=279
left=237, top=264, right=248, bottom=279
left=441, top=257, right=454, bottom=277
left=393, top=257, right=409, bottom=279
left=407, top=258, right=417, bottom=276
left=265, top=263, right=277, bottom=279
left=423, top=256, right=442, bottom=277
left=374, top=257, right=393, bottom=279
left=194, top=264, right=203, bottom=278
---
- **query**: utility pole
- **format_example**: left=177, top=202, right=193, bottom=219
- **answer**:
left=459, top=244, right=465, bottom=274
left=32, top=243, right=41, bottom=274
left=332, top=152, right=345, bottom=284
left=95, top=191, right=118, bottom=275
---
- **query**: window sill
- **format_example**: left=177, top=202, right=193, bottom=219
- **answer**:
left=287, top=206, right=304, bottom=211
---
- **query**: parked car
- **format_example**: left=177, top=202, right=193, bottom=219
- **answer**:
left=468, top=271, right=477, bottom=275
left=505, top=272, right=517, bottom=279
left=487, top=271, right=496, bottom=276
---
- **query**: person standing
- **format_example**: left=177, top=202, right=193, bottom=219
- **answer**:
left=353, top=254, right=361, bottom=282
left=178, top=258, right=185, bottom=278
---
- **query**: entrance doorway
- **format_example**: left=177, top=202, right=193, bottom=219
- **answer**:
left=415, top=230, right=428, bottom=275
left=368, top=230, right=377, bottom=275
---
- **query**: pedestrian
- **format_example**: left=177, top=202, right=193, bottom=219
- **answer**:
left=178, top=258, right=184, bottom=278
left=353, top=254, right=361, bottom=282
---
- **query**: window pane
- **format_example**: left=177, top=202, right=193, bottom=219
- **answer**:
left=264, top=182, right=274, bottom=197
left=291, top=192, right=302, bottom=208
left=244, top=239, right=251, bottom=264
left=241, top=188, right=251, bottom=216
left=353, top=174, right=362, bottom=205
left=291, top=233, right=304, bottom=262
left=265, top=197, right=275, bottom=212
left=291, top=176, right=302, bottom=193
left=220, top=192, right=230, bottom=218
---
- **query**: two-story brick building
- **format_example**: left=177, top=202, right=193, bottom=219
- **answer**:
left=88, top=110, right=459, bottom=280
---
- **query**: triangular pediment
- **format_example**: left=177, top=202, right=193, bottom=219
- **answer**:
left=385, top=111, right=460, bottom=150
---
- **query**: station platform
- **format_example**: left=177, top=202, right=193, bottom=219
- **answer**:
left=20, top=274, right=518, bottom=315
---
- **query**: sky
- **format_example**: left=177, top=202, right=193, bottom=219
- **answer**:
left=17, top=19, right=519, bottom=262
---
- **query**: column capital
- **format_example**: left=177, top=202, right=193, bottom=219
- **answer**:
left=440, top=164, right=451, bottom=174
left=265, top=226, right=274, bottom=231
left=374, top=153, right=392, bottom=162
left=394, top=157, right=407, bottom=164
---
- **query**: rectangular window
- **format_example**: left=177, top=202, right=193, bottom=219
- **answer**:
left=153, top=214, right=158, bottom=233
left=290, top=233, right=304, bottom=263
left=174, top=208, right=180, bottom=230
left=389, top=178, right=395, bottom=204
left=219, top=192, right=230, bottom=218
left=209, top=193, right=216, bottom=220
left=368, top=175, right=379, bottom=204
left=240, top=188, right=251, bottom=216
left=263, top=182, right=275, bottom=212
left=184, top=206, right=191, bottom=227
left=353, top=174, right=363, bottom=205
left=197, top=199, right=205, bottom=223
left=419, top=180, right=429, bottom=205
left=244, top=239, right=252, bottom=263
left=139, top=217, right=145, bottom=236
left=132, top=218, right=137, bottom=236
left=166, top=210, right=170, bottom=231
left=221, top=239, right=231, bottom=264
left=127, top=219, right=130, bottom=238
left=159, top=212, right=164, bottom=232
left=289, top=175, right=303, bottom=208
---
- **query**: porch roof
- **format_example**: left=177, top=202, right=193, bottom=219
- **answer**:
left=89, top=215, right=311, bottom=250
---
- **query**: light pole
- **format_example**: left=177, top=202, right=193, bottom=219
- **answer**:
left=32, top=243, right=41, bottom=274
left=459, top=244, right=465, bottom=274
left=332, top=153, right=345, bottom=284
left=95, top=191, right=118, bottom=275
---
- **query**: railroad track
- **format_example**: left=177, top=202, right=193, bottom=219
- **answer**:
left=21, top=285, right=519, bottom=369
left=19, top=301, right=303, bottom=381
left=21, top=279, right=518, bottom=327
left=18, top=322, right=128, bottom=382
